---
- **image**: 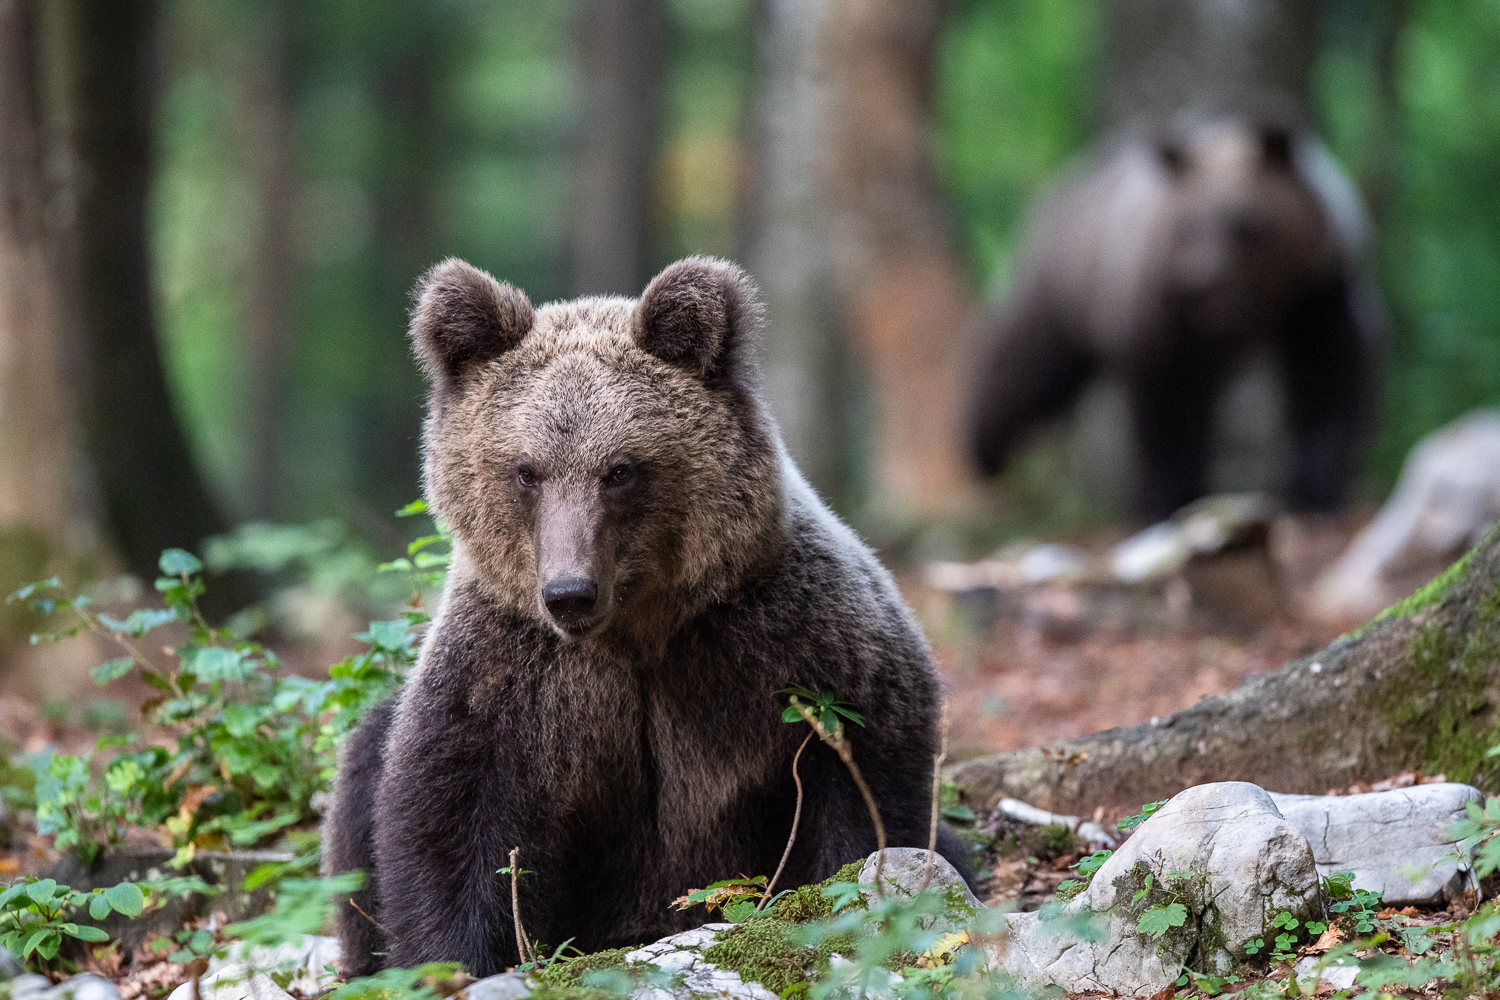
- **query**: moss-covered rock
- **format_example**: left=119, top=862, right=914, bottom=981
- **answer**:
left=701, top=861, right=865, bottom=996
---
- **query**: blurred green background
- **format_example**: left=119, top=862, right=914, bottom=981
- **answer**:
left=6, top=0, right=1500, bottom=591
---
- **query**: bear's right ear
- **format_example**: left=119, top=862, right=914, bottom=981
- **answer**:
left=410, top=258, right=534, bottom=389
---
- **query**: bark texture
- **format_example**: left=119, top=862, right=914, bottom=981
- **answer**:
left=69, top=0, right=230, bottom=577
left=744, top=0, right=851, bottom=505
left=568, top=0, right=666, bottom=297
left=0, top=0, right=86, bottom=556
left=951, top=528, right=1500, bottom=814
left=1105, top=0, right=1322, bottom=127
left=821, top=0, right=976, bottom=519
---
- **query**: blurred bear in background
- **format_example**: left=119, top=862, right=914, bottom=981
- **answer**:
left=968, top=114, right=1385, bottom=521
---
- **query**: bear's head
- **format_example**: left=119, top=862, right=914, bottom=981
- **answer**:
left=410, top=256, right=785, bottom=642
left=1154, top=117, right=1337, bottom=339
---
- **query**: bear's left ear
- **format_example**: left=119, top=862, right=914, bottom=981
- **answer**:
left=633, top=256, right=763, bottom=379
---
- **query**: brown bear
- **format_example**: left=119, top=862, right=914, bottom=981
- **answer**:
left=967, top=114, right=1386, bottom=521
left=322, top=256, right=965, bottom=977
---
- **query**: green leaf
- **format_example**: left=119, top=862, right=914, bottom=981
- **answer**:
left=105, top=882, right=144, bottom=918
left=64, top=924, right=110, bottom=942
left=1136, top=901, right=1187, bottom=939
left=222, top=702, right=263, bottom=739
left=89, top=894, right=111, bottom=921
left=91, top=657, right=136, bottom=685
left=0, top=882, right=32, bottom=908
left=781, top=706, right=804, bottom=724
left=159, top=549, right=203, bottom=577
left=25, top=879, right=57, bottom=904
left=395, top=500, right=428, bottom=516
left=22, top=928, right=52, bottom=958
left=187, top=646, right=253, bottom=682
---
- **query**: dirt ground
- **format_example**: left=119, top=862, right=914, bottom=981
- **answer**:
left=912, top=512, right=1368, bottom=761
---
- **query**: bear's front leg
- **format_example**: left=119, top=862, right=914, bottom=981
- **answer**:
left=372, top=686, right=548, bottom=977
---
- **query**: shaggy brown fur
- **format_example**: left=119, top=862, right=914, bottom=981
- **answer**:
left=968, top=115, right=1385, bottom=520
left=323, top=256, right=963, bottom=977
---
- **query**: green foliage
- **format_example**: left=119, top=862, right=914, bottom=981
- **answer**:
left=779, top=688, right=865, bottom=732
left=1322, top=869, right=1384, bottom=936
left=327, top=963, right=469, bottom=1000
left=224, top=872, right=365, bottom=948
left=0, top=877, right=146, bottom=974
left=1056, top=847, right=1113, bottom=901
left=671, top=875, right=767, bottom=922
left=1116, top=800, right=1166, bottom=832
left=1450, top=794, right=1500, bottom=880
left=9, top=547, right=416, bottom=861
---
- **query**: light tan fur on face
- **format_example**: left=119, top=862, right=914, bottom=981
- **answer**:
left=421, top=293, right=784, bottom=648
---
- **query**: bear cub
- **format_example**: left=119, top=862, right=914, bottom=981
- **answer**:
left=322, top=256, right=965, bottom=976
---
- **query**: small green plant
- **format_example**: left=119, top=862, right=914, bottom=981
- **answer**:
left=0, top=877, right=145, bottom=973
left=1124, top=866, right=1206, bottom=945
left=1322, top=869, right=1382, bottom=935
left=672, top=876, right=768, bottom=923
left=1116, top=800, right=1166, bottom=831
left=1057, top=848, right=1113, bottom=900
left=1175, top=969, right=1243, bottom=995
left=377, top=500, right=453, bottom=597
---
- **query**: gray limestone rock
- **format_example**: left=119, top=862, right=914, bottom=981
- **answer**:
left=1269, top=783, right=1481, bottom=905
left=463, top=972, right=532, bottom=1000
left=1002, top=782, right=1322, bottom=996
left=166, top=971, right=293, bottom=1000
left=13, top=974, right=119, bottom=1000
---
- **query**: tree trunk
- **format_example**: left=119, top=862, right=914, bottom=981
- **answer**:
left=820, top=0, right=977, bottom=522
left=67, top=0, right=231, bottom=577
left=743, top=0, right=853, bottom=506
left=951, top=528, right=1500, bottom=814
left=0, top=0, right=87, bottom=567
left=568, top=0, right=666, bottom=297
left=1104, top=0, right=1322, bottom=128
left=241, top=0, right=295, bottom=521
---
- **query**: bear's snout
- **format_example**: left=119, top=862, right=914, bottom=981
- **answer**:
left=542, top=576, right=600, bottom=633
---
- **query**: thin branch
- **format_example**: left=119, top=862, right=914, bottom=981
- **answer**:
left=921, top=700, right=950, bottom=893
left=759, top=730, right=814, bottom=910
left=509, top=847, right=536, bottom=967
left=348, top=897, right=389, bottom=935
left=791, top=697, right=886, bottom=898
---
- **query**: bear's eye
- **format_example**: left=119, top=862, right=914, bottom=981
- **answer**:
left=516, top=465, right=539, bottom=489
left=605, top=464, right=635, bottom=488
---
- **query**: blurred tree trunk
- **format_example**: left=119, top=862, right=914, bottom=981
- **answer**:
left=820, top=0, right=977, bottom=523
left=744, top=0, right=852, bottom=506
left=0, top=0, right=86, bottom=571
left=1104, top=0, right=1323, bottom=126
left=242, top=0, right=295, bottom=520
left=568, top=0, right=666, bottom=296
left=359, top=18, right=442, bottom=522
left=67, top=0, right=231, bottom=578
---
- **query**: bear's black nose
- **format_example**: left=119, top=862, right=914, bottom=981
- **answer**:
left=543, top=577, right=599, bottom=627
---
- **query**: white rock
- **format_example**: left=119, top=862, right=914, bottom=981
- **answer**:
left=166, top=971, right=291, bottom=1000
left=182, top=935, right=339, bottom=999
left=1294, top=955, right=1359, bottom=991
left=1314, top=409, right=1500, bottom=620
left=1269, top=783, right=1482, bottom=905
left=19, top=974, right=119, bottom=1000
left=1003, top=782, right=1322, bottom=996
left=463, top=971, right=531, bottom=1000
left=857, top=848, right=983, bottom=915
left=679, top=965, right=778, bottom=1000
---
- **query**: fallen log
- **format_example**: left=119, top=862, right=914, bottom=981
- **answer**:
left=950, top=527, right=1500, bottom=814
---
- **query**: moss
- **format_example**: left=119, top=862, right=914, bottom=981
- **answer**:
left=1372, top=582, right=1500, bottom=784
left=534, top=946, right=635, bottom=988
left=767, top=861, right=866, bottom=923
left=702, top=861, right=865, bottom=996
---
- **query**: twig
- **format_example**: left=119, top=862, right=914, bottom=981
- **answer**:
left=349, top=897, right=390, bottom=935
left=921, top=701, right=951, bottom=892
left=791, top=697, right=887, bottom=898
left=509, top=847, right=536, bottom=966
left=759, top=730, right=814, bottom=910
